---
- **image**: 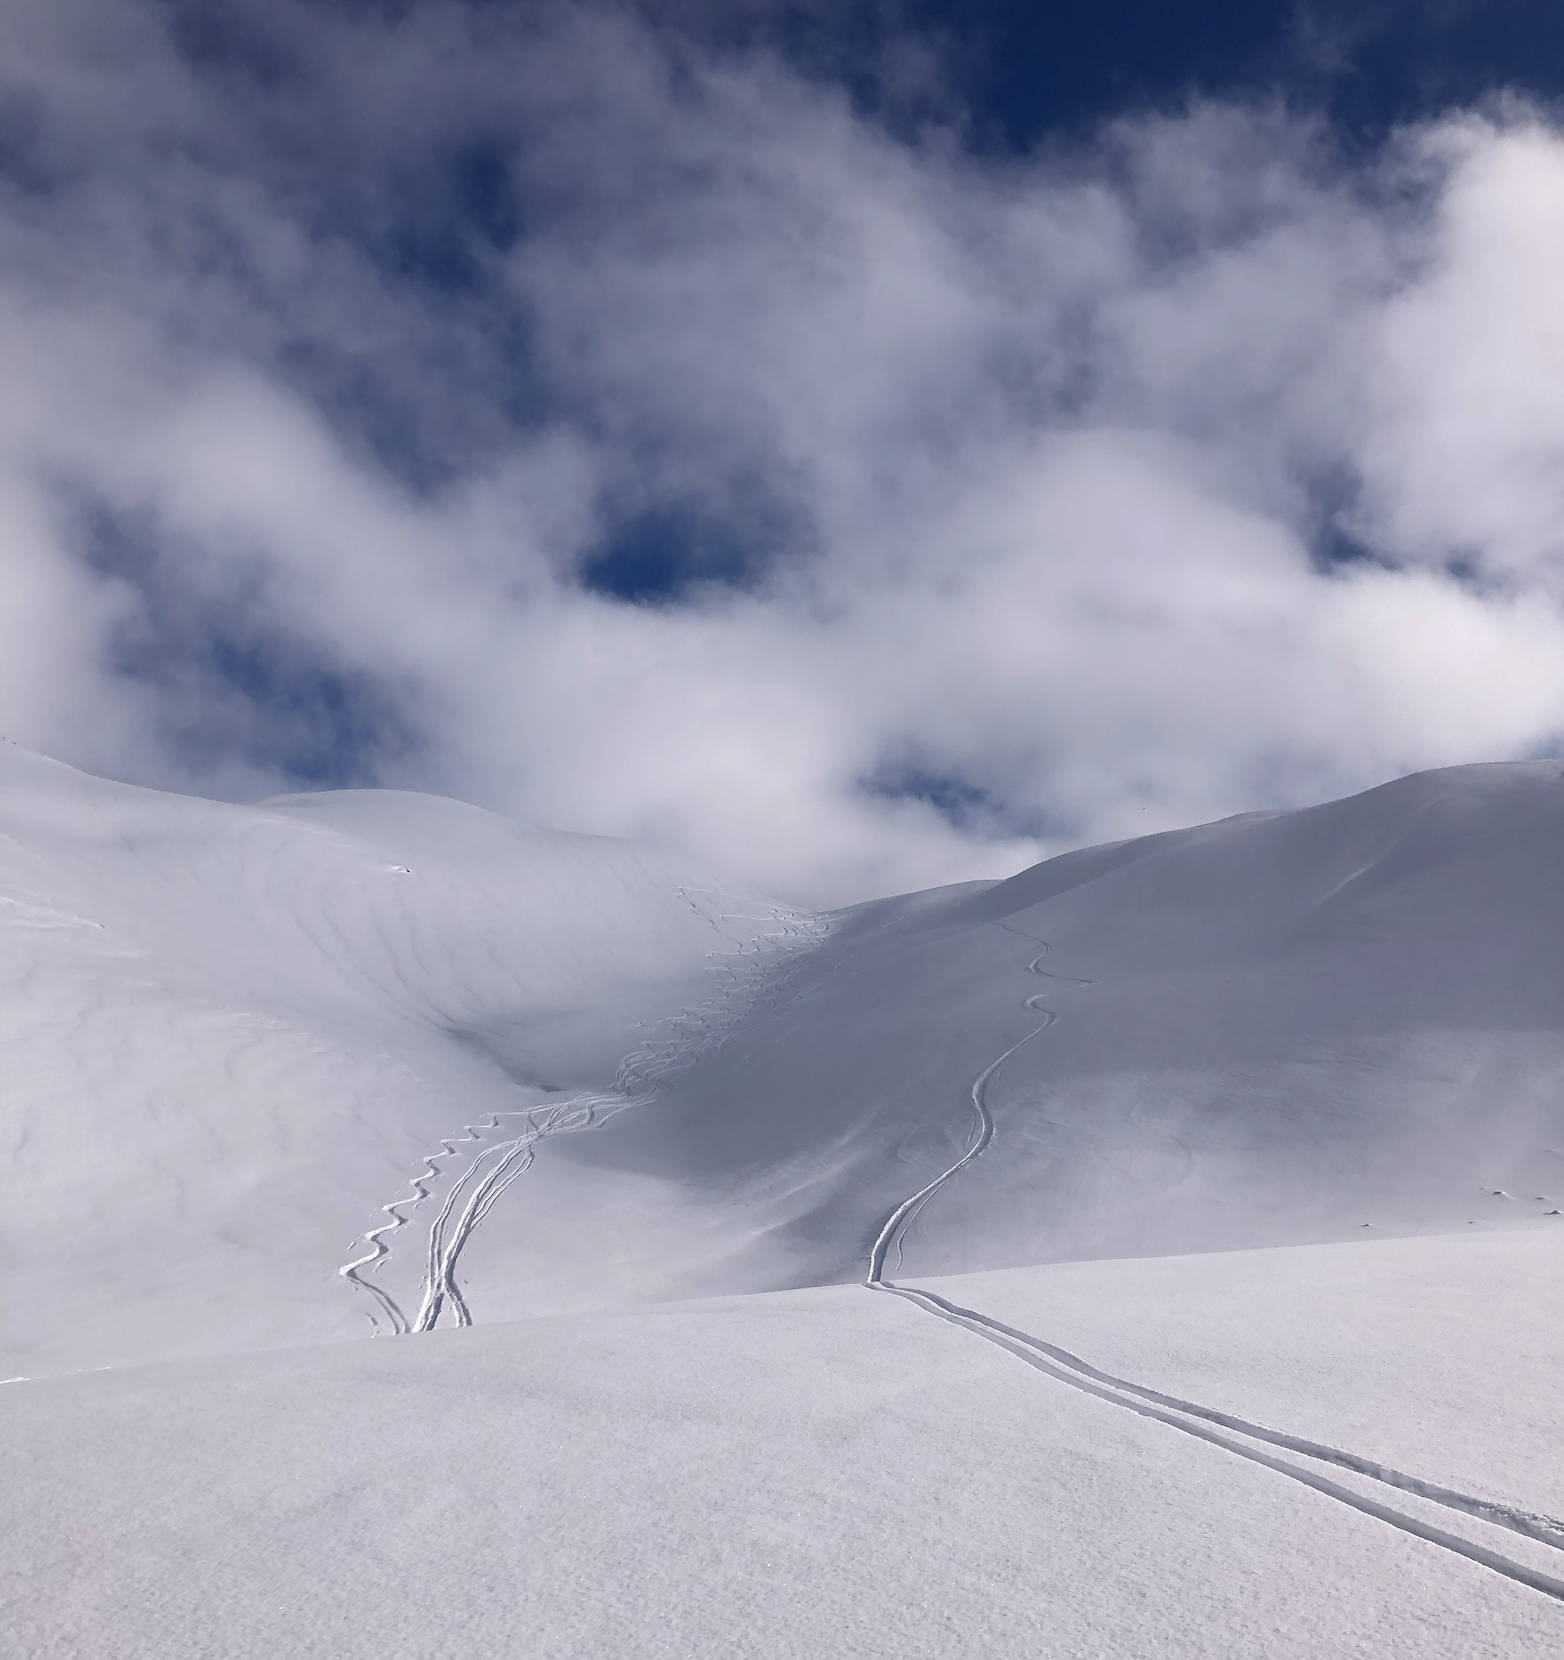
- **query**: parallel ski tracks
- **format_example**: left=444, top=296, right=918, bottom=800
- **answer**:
left=866, top=925, right=1564, bottom=1605
left=341, top=895, right=833, bottom=1334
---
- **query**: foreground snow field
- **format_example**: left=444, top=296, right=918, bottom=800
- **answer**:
left=2, top=743, right=1563, bottom=1655
left=5, top=1232, right=1561, bottom=1659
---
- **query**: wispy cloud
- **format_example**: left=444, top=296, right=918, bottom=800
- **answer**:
left=2, top=2, right=1563, bottom=903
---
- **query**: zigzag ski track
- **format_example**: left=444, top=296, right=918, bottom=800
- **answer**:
left=341, top=894, right=833, bottom=1335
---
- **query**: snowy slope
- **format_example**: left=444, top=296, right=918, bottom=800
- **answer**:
left=8, top=749, right=1564, bottom=1369
left=4, top=1228, right=1561, bottom=1659
left=6, top=748, right=1564, bottom=1656
left=0, top=743, right=819, bottom=1373
left=499, top=759, right=1564, bottom=1313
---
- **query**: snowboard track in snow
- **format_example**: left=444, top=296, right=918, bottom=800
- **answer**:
left=342, top=894, right=834, bottom=1334
left=866, top=925, right=1564, bottom=1605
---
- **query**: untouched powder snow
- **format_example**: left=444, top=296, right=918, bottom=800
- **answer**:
left=4, top=745, right=1564, bottom=1656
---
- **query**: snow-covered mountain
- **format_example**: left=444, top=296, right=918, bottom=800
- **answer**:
left=0, top=741, right=819, bottom=1372
left=4, top=744, right=1563, bottom=1657
left=540, top=757, right=1564, bottom=1305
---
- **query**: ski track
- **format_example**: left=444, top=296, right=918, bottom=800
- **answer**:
left=865, top=924, right=1564, bottom=1605
left=341, top=894, right=833, bottom=1334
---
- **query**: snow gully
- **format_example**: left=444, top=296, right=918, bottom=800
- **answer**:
left=341, top=897, right=834, bottom=1335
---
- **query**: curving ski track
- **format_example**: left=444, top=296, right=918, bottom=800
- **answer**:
left=866, top=925, right=1564, bottom=1604
left=339, top=1112, right=511, bottom=1334
left=342, top=895, right=833, bottom=1334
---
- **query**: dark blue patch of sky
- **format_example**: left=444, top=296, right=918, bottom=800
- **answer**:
left=865, top=765, right=994, bottom=829
left=75, top=493, right=418, bottom=789
left=580, top=481, right=807, bottom=604
left=645, top=1, right=1564, bottom=149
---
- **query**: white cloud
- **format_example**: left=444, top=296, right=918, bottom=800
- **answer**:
left=1, top=3, right=1564, bottom=904
left=1357, top=115, right=1564, bottom=589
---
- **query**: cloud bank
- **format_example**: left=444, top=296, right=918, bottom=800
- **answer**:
left=2, top=1, right=1564, bottom=904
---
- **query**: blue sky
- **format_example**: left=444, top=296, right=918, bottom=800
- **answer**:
left=3, top=1, right=1564, bottom=903
left=638, top=2, right=1564, bottom=145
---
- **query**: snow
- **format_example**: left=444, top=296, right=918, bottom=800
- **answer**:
left=5, top=1234, right=1561, bottom=1658
left=0, top=743, right=819, bottom=1371
left=2, top=743, right=1563, bottom=1655
left=464, top=759, right=1564, bottom=1317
